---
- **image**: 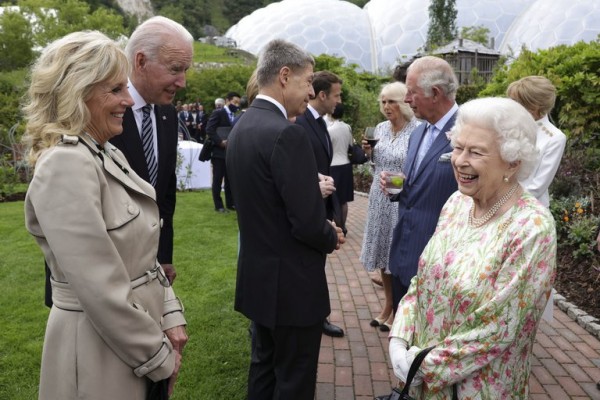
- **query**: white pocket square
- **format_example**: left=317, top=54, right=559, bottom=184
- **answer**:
left=438, top=152, right=452, bottom=162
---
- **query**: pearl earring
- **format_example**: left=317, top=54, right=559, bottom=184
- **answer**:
left=503, top=176, right=509, bottom=183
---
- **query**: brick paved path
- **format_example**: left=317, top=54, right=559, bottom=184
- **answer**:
left=315, top=194, right=600, bottom=400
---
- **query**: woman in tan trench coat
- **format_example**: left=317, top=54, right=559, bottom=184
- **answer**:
left=22, top=31, right=186, bottom=399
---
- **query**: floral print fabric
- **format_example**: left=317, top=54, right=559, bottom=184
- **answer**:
left=360, top=118, right=420, bottom=272
left=390, top=190, right=556, bottom=399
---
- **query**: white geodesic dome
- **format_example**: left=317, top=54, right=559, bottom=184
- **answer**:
left=225, top=0, right=600, bottom=73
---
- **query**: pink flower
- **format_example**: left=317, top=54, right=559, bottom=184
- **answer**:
left=426, top=307, right=435, bottom=325
left=444, top=251, right=455, bottom=265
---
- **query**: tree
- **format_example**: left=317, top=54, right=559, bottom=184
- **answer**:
left=18, top=0, right=126, bottom=48
left=426, top=0, right=457, bottom=50
left=460, top=25, right=490, bottom=47
left=0, top=9, right=34, bottom=71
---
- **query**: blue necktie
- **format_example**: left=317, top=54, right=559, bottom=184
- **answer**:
left=415, top=124, right=436, bottom=171
left=141, top=104, right=158, bottom=186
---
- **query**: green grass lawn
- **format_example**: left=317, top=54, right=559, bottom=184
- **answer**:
left=0, top=190, right=250, bottom=399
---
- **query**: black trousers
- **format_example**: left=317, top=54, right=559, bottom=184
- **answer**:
left=248, top=321, right=322, bottom=400
left=211, top=157, right=233, bottom=210
left=391, top=275, right=410, bottom=314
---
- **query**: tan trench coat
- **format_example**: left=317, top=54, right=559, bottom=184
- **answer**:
left=25, top=135, right=186, bottom=400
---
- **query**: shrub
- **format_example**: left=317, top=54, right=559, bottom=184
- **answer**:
left=550, top=196, right=600, bottom=261
left=480, top=39, right=600, bottom=144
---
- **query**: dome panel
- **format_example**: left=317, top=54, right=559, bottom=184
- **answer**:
left=225, top=0, right=600, bottom=73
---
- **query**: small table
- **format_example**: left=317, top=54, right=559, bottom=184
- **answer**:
left=177, top=140, right=211, bottom=190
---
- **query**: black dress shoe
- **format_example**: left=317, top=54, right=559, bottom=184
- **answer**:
left=215, top=208, right=227, bottom=213
left=227, top=205, right=236, bottom=211
left=322, top=319, right=344, bottom=337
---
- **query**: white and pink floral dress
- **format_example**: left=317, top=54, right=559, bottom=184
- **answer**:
left=391, top=190, right=556, bottom=399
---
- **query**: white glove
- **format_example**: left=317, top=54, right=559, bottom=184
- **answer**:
left=407, top=346, right=424, bottom=386
left=389, top=338, right=424, bottom=386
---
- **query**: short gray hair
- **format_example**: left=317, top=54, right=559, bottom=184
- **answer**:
left=448, top=97, right=539, bottom=181
left=408, top=56, right=458, bottom=101
left=256, top=39, right=314, bottom=88
left=125, top=16, right=193, bottom=63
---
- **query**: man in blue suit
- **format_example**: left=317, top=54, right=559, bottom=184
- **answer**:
left=386, top=56, right=459, bottom=311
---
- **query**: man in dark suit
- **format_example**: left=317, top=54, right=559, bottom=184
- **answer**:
left=295, top=71, right=346, bottom=338
left=385, top=56, right=459, bottom=310
left=206, top=91, right=241, bottom=212
left=226, top=39, right=345, bottom=400
left=109, top=17, right=193, bottom=293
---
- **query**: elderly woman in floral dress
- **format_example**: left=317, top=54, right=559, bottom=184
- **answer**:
left=388, top=97, right=556, bottom=399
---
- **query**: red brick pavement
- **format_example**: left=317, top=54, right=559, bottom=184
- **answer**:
left=315, top=194, right=600, bottom=400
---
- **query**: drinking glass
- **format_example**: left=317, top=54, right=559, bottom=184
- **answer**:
left=384, top=171, right=405, bottom=194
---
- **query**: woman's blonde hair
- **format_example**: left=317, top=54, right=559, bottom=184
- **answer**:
left=506, top=75, right=556, bottom=119
left=378, top=82, right=414, bottom=122
left=22, top=31, right=129, bottom=166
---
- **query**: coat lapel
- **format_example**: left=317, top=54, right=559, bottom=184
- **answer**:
left=404, top=123, right=427, bottom=183
left=409, top=113, right=457, bottom=183
left=80, top=135, right=155, bottom=200
left=306, top=110, right=331, bottom=160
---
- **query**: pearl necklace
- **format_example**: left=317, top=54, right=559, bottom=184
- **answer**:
left=469, top=183, right=519, bottom=228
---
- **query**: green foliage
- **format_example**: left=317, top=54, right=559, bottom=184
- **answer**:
left=0, top=69, right=27, bottom=138
left=459, top=25, right=490, bottom=46
left=313, top=54, right=387, bottom=141
left=479, top=39, right=600, bottom=143
left=550, top=196, right=600, bottom=261
left=180, top=64, right=255, bottom=113
left=0, top=9, right=34, bottom=71
left=17, top=0, right=126, bottom=47
left=426, top=0, right=457, bottom=51
left=0, top=161, right=20, bottom=200
left=0, top=191, right=250, bottom=398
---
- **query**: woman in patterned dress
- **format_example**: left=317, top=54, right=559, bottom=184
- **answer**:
left=389, top=98, right=556, bottom=399
left=360, top=82, right=420, bottom=332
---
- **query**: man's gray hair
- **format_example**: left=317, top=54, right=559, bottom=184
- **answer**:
left=256, top=39, right=314, bottom=88
left=448, top=97, right=539, bottom=181
left=408, top=56, right=458, bottom=101
left=125, top=16, right=193, bottom=63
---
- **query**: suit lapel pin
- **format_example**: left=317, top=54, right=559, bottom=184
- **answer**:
left=162, top=116, right=167, bottom=120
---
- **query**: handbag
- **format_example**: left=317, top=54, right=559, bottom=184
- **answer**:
left=385, top=346, right=458, bottom=400
left=198, top=138, right=213, bottom=162
left=348, top=142, right=368, bottom=164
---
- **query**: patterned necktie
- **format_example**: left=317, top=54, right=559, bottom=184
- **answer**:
left=141, top=104, right=158, bottom=186
left=415, top=124, right=436, bottom=171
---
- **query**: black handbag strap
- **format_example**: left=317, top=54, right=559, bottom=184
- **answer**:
left=399, top=345, right=436, bottom=395
left=397, top=345, right=459, bottom=399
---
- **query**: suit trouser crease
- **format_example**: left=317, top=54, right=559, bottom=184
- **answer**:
left=248, top=321, right=322, bottom=400
left=211, top=157, right=233, bottom=209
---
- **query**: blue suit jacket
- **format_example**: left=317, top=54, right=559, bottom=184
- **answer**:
left=389, top=112, right=458, bottom=286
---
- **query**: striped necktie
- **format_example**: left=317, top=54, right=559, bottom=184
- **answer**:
left=141, top=104, right=158, bottom=186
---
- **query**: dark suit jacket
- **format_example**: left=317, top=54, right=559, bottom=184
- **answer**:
left=226, top=98, right=338, bottom=329
left=295, top=109, right=332, bottom=174
left=295, top=109, right=341, bottom=224
left=389, top=113, right=458, bottom=286
left=110, top=105, right=178, bottom=264
left=206, top=108, right=232, bottom=159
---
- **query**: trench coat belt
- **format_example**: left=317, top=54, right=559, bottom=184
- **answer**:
left=51, top=264, right=167, bottom=311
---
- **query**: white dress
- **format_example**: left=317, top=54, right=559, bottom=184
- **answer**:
left=360, top=118, right=420, bottom=272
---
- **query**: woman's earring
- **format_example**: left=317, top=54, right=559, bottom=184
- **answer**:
left=503, top=176, right=509, bottom=183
